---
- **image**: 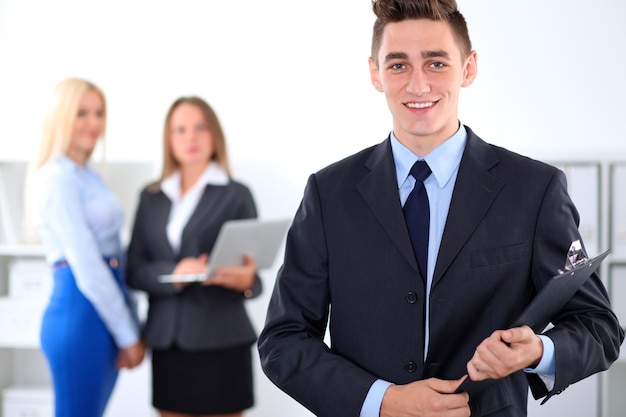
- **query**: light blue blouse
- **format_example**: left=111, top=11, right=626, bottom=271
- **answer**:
left=31, top=156, right=139, bottom=348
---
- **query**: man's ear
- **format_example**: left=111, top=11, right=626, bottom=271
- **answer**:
left=369, top=57, right=384, bottom=92
left=462, top=50, right=478, bottom=88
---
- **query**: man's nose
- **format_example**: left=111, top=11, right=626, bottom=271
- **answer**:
left=407, top=69, right=431, bottom=97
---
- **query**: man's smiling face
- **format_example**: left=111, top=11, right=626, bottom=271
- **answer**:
left=369, top=18, right=477, bottom=155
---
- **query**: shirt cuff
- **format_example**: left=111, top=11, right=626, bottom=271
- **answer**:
left=360, top=379, right=393, bottom=417
left=523, top=334, right=556, bottom=390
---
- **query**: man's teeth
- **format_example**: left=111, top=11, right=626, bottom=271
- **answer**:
left=406, top=102, right=434, bottom=109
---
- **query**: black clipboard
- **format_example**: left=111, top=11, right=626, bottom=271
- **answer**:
left=455, top=249, right=611, bottom=395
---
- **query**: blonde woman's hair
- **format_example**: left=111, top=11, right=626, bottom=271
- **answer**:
left=153, top=96, right=231, bottom=190
left=24, top=78, right=106, bottom=237
left=32, top=78, right=107, bottom=171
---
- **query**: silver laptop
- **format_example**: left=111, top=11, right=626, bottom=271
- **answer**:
left=159, top=218, right=291, bottom=283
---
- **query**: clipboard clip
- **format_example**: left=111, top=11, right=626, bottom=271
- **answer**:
left=558, top=239, right=588, bottom=274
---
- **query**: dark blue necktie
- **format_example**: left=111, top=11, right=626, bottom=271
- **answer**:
left=403, top=160, right=431, bottom=279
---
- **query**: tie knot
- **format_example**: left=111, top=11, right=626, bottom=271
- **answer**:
left=410, top=160, right=431, bottom=183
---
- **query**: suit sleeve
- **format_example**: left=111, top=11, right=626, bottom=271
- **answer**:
left=528, top=169, right=624, bottom=400
left=258, top=174, right=377, bottom=417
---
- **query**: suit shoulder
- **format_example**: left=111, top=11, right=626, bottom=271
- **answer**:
left=466, top=126, right=559, bottom=174
left=466, top=129, right=559, bottom=177
left=215, top=179, right=254, bottom=202
left=138, top=181, right=163, bottom=198
left=226, top=178, right=253, bottom=193
left=489, top=143, right=560, bottom=176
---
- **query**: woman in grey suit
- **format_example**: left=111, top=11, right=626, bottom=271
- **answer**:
left=126, top=96, right=261, bottom=417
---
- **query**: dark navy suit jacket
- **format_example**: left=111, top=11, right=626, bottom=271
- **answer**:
left=258, top=127, right=623, bottom=416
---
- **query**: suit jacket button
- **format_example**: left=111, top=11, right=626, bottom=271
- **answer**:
left=405, top=361, right=417, bottom=373
left=406, top=292, right=418, bottom=303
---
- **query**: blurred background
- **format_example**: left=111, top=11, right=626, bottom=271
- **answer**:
left=0, top=1, right=625, bottom=416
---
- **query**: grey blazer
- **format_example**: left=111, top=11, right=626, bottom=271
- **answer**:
left=126, top=180, right=261, bottom=350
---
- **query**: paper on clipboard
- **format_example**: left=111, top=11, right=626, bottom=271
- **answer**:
left=158, top=218, right=291, bottom=283
left=455, top=245, right=611, bottom=395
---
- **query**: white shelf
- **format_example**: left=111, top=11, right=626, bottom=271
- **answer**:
left=0, top=245, right=45, bottom=257
left=0, top=298, right=46, bottom=349
left=2, top=386, right=53, bottom=417
left=0, top=160, right=156, bottom=417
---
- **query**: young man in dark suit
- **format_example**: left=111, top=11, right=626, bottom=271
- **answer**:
left=258, top=1, right=624, bottom=416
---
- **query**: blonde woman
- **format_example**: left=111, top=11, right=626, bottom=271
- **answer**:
left=26, top=78, right=144, bottom=417
left=126, top=96, right=260, bottom=417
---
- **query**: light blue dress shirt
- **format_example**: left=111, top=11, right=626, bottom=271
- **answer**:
left=360, top=126, right=555, bottom=417
left=31, top=155, right=139, bottom=348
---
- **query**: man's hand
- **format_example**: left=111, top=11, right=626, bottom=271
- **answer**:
left=380, top=377, right=470, bottom=417
left=466, top=325, right=544, bottom=381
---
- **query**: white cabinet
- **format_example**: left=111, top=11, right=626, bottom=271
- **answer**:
left=0, top=160, right=155, bottom=417
left=609, top=163, right=626, bottom=260
left=608, top=264, right=626, bottom=331
left=2, top=387, right=53, bottom=417
left=550, top=162, right=601, bottom=257
left=601, top=162, right=626, bottom=417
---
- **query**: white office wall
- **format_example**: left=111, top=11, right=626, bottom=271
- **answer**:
left=0, top=1, right=625, bottom=417
left=2, top=0, right=626, bottom=211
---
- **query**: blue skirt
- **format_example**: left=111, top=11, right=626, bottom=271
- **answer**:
left=40, top=264, right=120, bottom=417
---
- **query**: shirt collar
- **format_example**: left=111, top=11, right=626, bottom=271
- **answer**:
left=390, top=123, right=467, bottom=189
left=161, top=162, right=229, bottom=201
left=57, top=154, right=93, bottom=176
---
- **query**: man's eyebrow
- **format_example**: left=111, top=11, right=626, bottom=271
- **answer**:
left=383, top=52, right=408, bottom=63
left=383, top=50, right=452, bottom=63
left=422, top=50, right=451, bottom=59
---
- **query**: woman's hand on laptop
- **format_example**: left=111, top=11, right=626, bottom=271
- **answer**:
left=203, top=254, right=256, bottom=294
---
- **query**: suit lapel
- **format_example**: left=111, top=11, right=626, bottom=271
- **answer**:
left=357, top=139, right=420, bottom=274
left=356, top=131, right=504, bottom=282
left=433, top=130, right=504, bottom=286
left=179, top=185, right=224, bottom=255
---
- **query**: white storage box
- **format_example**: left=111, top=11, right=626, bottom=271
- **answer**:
left=0, top=297, right=46, bottom=348
left=8, top=260, right=52, bottom=300
left=2, top=386, right=53, bottom=417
